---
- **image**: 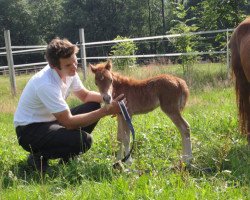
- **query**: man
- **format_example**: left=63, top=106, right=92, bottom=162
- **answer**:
left=14, top=38, right=124, bottom=172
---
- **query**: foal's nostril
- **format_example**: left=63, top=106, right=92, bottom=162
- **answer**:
left=103, top=95, right=112, bottom=104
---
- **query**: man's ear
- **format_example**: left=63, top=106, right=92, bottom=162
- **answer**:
left=89, top=64, right=97, bottom=73
left=105, top=60, right=112, bottom=71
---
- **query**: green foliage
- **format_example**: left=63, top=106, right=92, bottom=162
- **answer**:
left=29, top=0, right=65, bottom=43
left=0, top=0, right=249, bottom=68
left=109, top=36, right=138, bottom=70
left=191, top=0, right=247, bottom=63
left=197, top=0, right=247, bottom=30
left=0, top=0, right=37, bottom=46
left=169, top=3, right=199, bottom=79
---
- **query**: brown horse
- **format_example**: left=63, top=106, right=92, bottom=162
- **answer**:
left=229, top=17, right=250, bottom=144
left=90, top=61, right=192, bottom=164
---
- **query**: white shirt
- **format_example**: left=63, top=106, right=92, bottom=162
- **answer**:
left=14, top=65, right=84, bottom=127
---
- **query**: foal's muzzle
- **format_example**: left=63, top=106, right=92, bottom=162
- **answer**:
left=103, top=94, right=112, bottom=104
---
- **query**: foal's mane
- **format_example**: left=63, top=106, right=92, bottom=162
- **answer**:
left=111, top=71, right=143, bottom=86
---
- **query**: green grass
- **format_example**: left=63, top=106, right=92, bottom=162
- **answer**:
left=1, top=63, right=250, bottom=199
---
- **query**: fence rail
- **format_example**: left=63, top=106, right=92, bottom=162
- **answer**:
left=1, top=28, right=233, bottom=95
left=0, top=28, right=233, bottom=70
left=84, top=28, right=234, bottom=46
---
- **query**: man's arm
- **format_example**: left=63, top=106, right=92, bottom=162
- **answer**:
left=53, top=107, right=107, bottom=130
left=53, top=94, right=124, bottom=130
left=74, top=88, right=102, bottom=103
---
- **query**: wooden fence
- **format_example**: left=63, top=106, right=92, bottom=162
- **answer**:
left=0, top=28, right=233, bottom=96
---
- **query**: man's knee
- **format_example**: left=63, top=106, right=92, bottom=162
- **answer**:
left=84, top=133, right=93, bottom=151
left=89, top=102, right=101, bottom=111
left=78, top=132, right=93, bottom=154
left=71, top=102, right=101, bottom=116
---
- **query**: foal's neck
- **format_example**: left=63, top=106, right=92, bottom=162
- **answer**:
left=112, top=72, right=131, bottom=88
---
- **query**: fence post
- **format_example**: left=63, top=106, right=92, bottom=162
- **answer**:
left=4, top=30, right=16, bottom=96
left=79, top=28, right=87, bottom=80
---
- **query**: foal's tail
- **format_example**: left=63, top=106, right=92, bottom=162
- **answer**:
left=178, top=79, right=190, bottom=112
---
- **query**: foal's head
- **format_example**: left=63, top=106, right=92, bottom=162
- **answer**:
left=90, top=60, right=113, bottom=104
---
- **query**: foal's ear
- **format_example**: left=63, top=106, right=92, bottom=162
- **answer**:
left=105, top=60, right=112, bottom=71
left=89, top=64, right=97, bottom=73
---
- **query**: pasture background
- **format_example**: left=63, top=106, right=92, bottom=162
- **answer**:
left=1, top=63, right=250, bottom=199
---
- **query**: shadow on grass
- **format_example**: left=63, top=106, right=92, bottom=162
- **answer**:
left=221, top=145, right=250, bottom=183
left=186, top=144, right=250, bottom=185
left=2, top=144, right=249, bottom=188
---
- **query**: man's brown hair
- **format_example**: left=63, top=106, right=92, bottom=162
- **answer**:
left=45, top=38, right=79, bottom=69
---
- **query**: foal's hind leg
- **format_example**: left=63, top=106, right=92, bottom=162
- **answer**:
left=166, top=112, right=192, bottom=163
left=117, top=115, right=132, bottom=164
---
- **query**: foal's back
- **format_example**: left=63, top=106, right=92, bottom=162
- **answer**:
left=112, top=73, right=189, bottom=115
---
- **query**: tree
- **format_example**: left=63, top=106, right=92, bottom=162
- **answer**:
left=0, top=0, right=37, bottom=46
left=193, top=0, right=247, bottom=62
left=197, top=0, right=247, bottom=30
left=29, top=0, right=65, bottom=43
left=0, top=0, right=43, bottom=65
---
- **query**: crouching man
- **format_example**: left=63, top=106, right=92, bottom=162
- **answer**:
left=14, top=38, right=124, bottom=172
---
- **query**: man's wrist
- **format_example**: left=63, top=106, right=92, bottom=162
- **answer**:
left=100, top=106, right=109, bottom=116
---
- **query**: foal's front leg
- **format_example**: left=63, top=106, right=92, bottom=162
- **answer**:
left=117, top=115, right=132, bottom=164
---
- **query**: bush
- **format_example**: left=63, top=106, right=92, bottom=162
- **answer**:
left=109, top=36, right=138, bottom=70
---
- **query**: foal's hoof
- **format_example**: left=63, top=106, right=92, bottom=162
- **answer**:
left=113, top=160, right=125, bottom=171
left=181, top=155, right=193, bottom=165
left=125, top=157, right=133, bottom=165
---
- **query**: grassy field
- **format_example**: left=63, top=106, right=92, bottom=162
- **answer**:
left=0, top=63, right=250, bottom=199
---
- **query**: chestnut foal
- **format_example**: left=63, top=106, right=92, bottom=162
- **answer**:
left=90, top=61, right=192, bottom=164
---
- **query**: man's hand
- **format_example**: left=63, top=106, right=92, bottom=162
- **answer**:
left=105, top=94, right=126, bottom=115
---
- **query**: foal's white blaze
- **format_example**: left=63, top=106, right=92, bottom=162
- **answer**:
left=102, top=86, right=113, bottom=104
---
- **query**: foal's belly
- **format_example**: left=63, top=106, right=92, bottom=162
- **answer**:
left=130, top=98, right=160, bottom=115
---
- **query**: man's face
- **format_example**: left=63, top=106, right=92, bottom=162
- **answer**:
left=58, top=54, right=78, bottom=77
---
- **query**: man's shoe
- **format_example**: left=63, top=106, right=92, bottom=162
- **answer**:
left=27, top=154, right=48, bottom=172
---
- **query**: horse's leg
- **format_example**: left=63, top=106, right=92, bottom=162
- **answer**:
left=247, top=87, right=250, bottom=145
left=247, top=122, right=250, bottom=145
left=246, top=84, right=250, bottom=144
left=123, top=119, right=132, bottom=164
left=117, top=115, right=132, bottom=164
left=116, top=115, right=124, bottom=161
left=167, top=112, right=192, bottom=163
